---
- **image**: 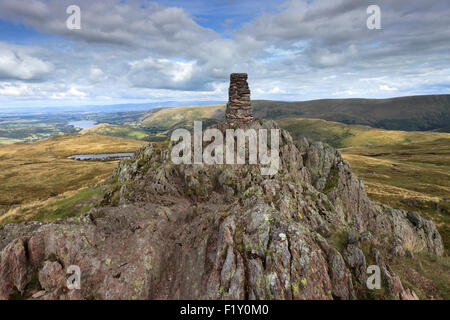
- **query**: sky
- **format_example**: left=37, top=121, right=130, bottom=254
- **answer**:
left=0, top=0, right=449, bottom=109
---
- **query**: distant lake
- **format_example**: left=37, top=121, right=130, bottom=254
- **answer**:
left=68, top=153, right=134, bottom=161
left=68, top=120, right=97, bottom=129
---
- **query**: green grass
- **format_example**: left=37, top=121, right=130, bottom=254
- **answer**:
left=391, top=252, right=450, bottom=299
left=276, top=117, right=449, bottom=148
left=140, top=104, right=225, bottom=128
left=34, top=187, right=102, bottom=222
left=1, top=187, right=103, bottom=226
left=323, top=167, right=339, bottom=193
left=328, top=230, right=348, bottom=252
left=80, top=123, right=150, bottom=141
left=251, top=95, right=450, bottom=132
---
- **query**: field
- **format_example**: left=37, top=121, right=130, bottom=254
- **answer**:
left=0, top=134, right=146, bottom=224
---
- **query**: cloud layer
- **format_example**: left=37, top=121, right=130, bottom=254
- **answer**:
left=0, top=0, right=449, bottom=108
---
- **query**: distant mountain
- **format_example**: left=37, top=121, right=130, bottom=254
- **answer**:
left=252, top=95, right=450, bottom=132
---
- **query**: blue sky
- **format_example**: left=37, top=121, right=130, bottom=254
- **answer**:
left=0, top=0, right=449, bottom=109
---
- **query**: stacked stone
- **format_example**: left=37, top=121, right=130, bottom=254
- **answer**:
left=225, top=73, right=253, bottom=122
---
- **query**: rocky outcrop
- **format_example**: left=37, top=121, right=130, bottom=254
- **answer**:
left=371, top=205, right=444, bottom=256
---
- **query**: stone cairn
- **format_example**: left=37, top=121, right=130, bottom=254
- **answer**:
left=225, top=73, right=253, bottom=123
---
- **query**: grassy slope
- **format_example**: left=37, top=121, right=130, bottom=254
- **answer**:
left=140, top=104, right=225, bottom=128
left=252, top=95, right=450, bottom=131
left=0, top=134, right=146, bottom=224
left=276, top=117, right=448, bottom=148
left=80, top=123, right=150, bottom=140
left=80, top=106, right=226, bottom=142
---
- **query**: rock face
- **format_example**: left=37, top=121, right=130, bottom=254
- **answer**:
left=0, top=74, right=445, bottom=300
left=225, top=73, right=253, bottom=123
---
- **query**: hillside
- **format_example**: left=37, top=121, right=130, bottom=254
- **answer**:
left=252, top=95, right=450, bottom=132
left=276, top=117, right=450, bottom=148
left=132, top=95, right=450, bottom=132
left=341, top=139, right=450, bottom=252
left=97, top=95, right=450, bottom=140
left=80, top=123, right=150, bottom=141
left=140, top=104, right=225, bottom=128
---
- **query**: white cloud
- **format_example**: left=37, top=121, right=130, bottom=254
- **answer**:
left=253, top=86, right=286, bottom=94
left=0, top=46, right=52, bottom=80
left=308, top=45, right=357, bottom=68
left=89, top=67, right=107, bottom=83
left=332, top=90, right=359, bottom=96
left=68, top=86, right=87, bottom=97
left=0, top=82, right=33, bottom=96
left=128, top=57, right=199, bottom=90
left=379, top=85, right=398, bottom=92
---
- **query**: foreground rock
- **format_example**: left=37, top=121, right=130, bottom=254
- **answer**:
left=0, top=119, right=443, bottom=300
